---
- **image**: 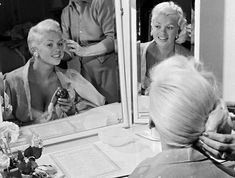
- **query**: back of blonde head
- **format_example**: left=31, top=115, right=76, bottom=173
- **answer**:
left=149, top=55, right=218, bottom=147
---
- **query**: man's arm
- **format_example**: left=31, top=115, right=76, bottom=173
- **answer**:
left=66, top=0, right=115, bottom=57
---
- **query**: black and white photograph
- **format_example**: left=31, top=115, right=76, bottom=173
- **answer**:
left=0, top=0, right=235, bottom=177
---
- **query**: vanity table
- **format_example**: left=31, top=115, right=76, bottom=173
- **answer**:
left=32, top=124, right=161, bottom=178
left=8, top=102, right=161, bottom=178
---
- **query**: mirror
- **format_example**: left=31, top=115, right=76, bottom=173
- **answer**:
left=0, top=0, right=130, bottom=146
left=131, top=0, right=195, bottom=123
left=0, top=72, right=3, bottom=122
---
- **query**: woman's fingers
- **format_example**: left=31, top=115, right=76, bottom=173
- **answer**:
left=57, top=98, right=72, bottom=105
left=57, top=98, right=73, bottom=112
left=51, top=87, right=60, bottom=105
left=60, top=106, right=70, bottom=112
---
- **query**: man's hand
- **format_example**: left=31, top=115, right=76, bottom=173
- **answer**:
left=199, top=132, right=235, bottom=160
left=205, top=100, right=231, bottom=134
left=66, top=40, right=88, bottom=57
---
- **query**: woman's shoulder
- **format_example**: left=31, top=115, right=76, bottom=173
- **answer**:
left=138, top=41, right=154, bottom=56
left=175, top=43, right=193, bottom=57
left=140, top=41, right=153, bottom=49
left=4, top=66, right=24, bottom=80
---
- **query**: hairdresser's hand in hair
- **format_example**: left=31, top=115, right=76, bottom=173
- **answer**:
left=205, top=100, right=231, bottom=134
left=199, top=132, right=235, bottom=160
left=198, top=100, right=233, bottom=160
left=66, top=39, right=88, bottom=57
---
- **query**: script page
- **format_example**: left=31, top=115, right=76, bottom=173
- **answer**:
left=50, top=144, right=120, bottom=178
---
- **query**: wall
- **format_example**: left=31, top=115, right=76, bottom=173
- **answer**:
left=200, top=0, right=235, bottom=101
left=0, top=0, right=68, bottom=35
left=0, top=0, right=14, bottom=33
left=199, top=0, right=224, bottom=94
left=223, top=0, right=235, bottom=101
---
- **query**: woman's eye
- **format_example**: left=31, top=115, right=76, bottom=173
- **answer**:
left=155, top=25, right=161, bottom=29
left=47, top=43, right=53, bottom=47
left=167, top=26, right=174, bottom=30
left=58, top=42, right=64, bottom=47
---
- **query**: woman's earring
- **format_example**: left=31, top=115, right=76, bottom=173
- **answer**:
left=176, top=34, right=179, bottom=39
left=34, top=51, right=39, bottom=58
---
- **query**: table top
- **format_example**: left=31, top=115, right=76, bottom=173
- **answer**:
left=37, top=124, right=162, bottom=178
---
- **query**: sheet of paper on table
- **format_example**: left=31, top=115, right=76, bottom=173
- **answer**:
left=49, top=144, right=120, bottom=178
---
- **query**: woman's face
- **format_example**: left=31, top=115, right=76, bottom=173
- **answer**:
left=151, top=13, right=179, bottom=47
left=36, top=31, right=65, bottom=66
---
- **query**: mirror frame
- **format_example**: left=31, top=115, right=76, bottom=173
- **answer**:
left=130, top=0, right=200, bottom=123
left=2, top=0, right=131, bottom=148
left=0, top=73, right=3, bottom=122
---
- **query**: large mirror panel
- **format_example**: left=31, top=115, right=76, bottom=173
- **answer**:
left=0, top=0, right=130, bottom=146
left=131, top=0, right=195, bottom=123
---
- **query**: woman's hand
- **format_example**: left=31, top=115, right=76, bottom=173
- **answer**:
left=56, top=97, right=76, bottom=115
left=66, top=39, right=88, bottom=57
left=48, top=87, right=76, bottom=118
left=199, top=132, right=235, bottom=160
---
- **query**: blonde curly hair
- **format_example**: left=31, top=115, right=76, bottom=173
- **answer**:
left=151, top=1, right=188, bottom=44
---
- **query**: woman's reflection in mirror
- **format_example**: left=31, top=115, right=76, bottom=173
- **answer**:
left=3, top=19, right=105, bottom=126
left=138, top=1, right=192, bottom=95
left=61, top=0, right=120, bottom=104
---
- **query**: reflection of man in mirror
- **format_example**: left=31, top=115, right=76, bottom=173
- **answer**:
left=138, top=1, right=192, bottom=95
left=61, top=0, right=120, bottom=104
left=3, top=19, right=105, bottom=126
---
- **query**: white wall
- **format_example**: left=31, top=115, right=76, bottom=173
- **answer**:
left=200, top=0, right=235, bottom=101
left=223, top=0, right=235, bottom=101
left=199, top=0, right=224, bottom=92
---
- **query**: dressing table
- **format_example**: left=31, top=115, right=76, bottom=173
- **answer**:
left=35, top=123, right=161, bottom=178
left=8, top=101, right=161, bottom=178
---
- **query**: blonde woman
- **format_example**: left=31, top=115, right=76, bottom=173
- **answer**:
left=138, top=1, right=192, bottom=94
left=130, top=55, right=235, bottom=177
left=4, top=19, right=105, bottom=126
